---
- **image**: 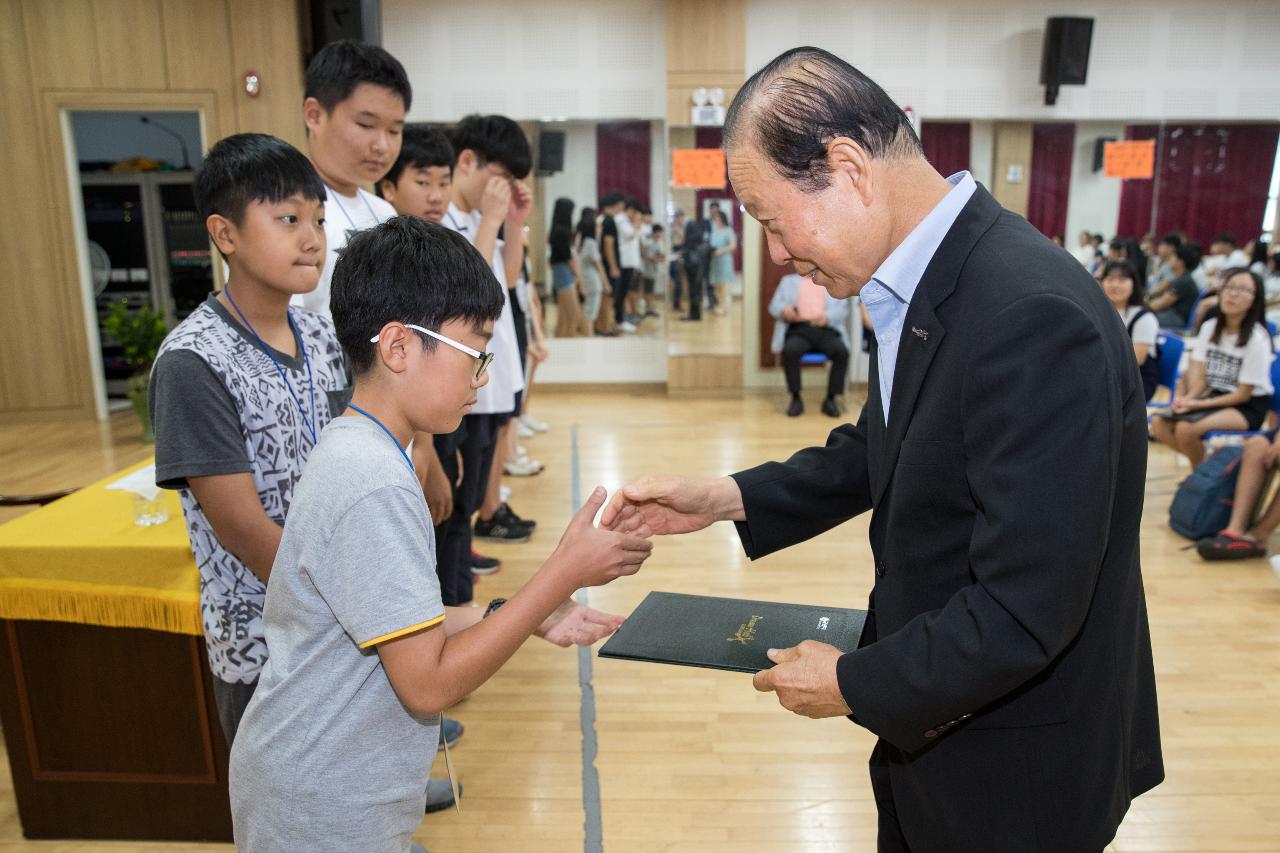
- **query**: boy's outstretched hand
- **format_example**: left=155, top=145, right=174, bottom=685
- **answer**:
left=536, top=600, right=625, bottom=647
left=548, top=486, right=653, bottom=589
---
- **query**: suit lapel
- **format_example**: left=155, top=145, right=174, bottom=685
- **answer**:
left=870, top=186, right=1003, bottom=506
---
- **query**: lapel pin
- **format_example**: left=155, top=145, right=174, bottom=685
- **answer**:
left=911, top=326, right=929, bottom=342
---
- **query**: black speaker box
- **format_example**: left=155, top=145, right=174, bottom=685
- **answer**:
left=1040, top=17, right=1094, bottom=86
left=537, top=131, right=566, bottom=175
left=310, top=0, right=381, bottom=49
left=1092, top=136, right=1118, bottom=172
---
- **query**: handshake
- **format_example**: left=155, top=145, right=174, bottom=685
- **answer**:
left=543, top=475, right=852, bottom=720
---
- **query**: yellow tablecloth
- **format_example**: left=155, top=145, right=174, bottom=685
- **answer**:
left=0, top=460, right=200, bottom=635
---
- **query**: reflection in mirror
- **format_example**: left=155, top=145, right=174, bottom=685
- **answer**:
left=535, top=120, right=669, bottom=341
left=666, top=126, right=743, bottom=361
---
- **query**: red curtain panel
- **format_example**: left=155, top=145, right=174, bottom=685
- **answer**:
left=596, top=121, right=651, bottom=210
left=921, top=122, right=972, bottom=178
left=1026, top=123, right=1076, bottom=239
left=1117, top=123, right=1280, bottom=245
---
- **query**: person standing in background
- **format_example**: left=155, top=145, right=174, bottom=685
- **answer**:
left=708, top=204, right=737, bottom=317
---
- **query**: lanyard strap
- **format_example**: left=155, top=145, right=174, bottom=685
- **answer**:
left=222, top=286, right=318, bottom=446
left=345, top=403, right=415, bottom=474
left=327, top=184, right=381, bottom=231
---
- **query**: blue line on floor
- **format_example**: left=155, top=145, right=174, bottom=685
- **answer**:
left=571, top=425, right=604, bottom=852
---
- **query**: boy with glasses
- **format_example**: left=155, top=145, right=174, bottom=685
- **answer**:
left=228, top=216, right=647, bottom=851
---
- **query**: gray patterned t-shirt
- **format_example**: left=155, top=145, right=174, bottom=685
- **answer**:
left=151, top=294, right=349, bottom=683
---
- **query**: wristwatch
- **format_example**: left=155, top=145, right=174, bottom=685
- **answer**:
left=483, top=597, right=507, bottom=618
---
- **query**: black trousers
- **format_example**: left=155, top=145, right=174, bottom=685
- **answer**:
left=781, top=323, right=849, bottom=398
left=684, top=262, right=706, bottom=319
left=669, top=259, right=683, bottom=308
left=869, top=741, right=912, bottom=852
left=435, top=414, right=498, bottom=606
left=614, top=268, right=634, bottom=323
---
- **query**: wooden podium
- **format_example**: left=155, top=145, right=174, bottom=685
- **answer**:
left=0, top=619, right=232, bottom=841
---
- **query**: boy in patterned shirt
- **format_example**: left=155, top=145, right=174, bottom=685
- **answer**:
left=150, top=133, right=347, bottom=744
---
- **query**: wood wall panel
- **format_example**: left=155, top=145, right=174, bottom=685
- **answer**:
left=992, top=121, right=1033, bottom=218
left=0, top=0, right=308, bottom=416
left=227, top=0, right=306, bottom=149
left=92, top=0, right=169, bottom=90
left=19, top=0, right=98, bottom=90
left=665, top=0, right=746, bottom=128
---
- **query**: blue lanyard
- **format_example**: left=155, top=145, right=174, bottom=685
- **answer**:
left=346, top=403, right=415, bottom=474
left=327, top=184, right=380, bottom=231
left=222, top=285, right=318, bottom=446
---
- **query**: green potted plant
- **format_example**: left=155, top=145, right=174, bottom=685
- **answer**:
left=101, top=302, right=168, bottom=443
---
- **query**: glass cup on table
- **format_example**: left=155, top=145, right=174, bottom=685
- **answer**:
left=131, top=492, right=169, bottom=526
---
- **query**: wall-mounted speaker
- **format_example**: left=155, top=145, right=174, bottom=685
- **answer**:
left=1040, top=17, right=1094, bottom=106
left=1092, top=136, right=1118, bottom=173
left=537, top=131, right=565, bottom=175
left=309, top=0, right=381, bottom=50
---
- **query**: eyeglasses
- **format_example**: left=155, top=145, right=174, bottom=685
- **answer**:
left=370, top=324, right=494, bottom=381
left=1221, top=285, right=1256, bottom=297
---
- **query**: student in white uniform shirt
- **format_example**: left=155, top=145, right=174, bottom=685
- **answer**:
left=441, top=115, right=538, bottom=546
left=290, top=40, right=406, bottom=318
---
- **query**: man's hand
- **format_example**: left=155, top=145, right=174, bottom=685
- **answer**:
left=480, top=176, right=512, bottom=223
left=781, top=305, right=797, bottom=323
left=535, top=600, right=625, bottom=647
left=752, top=641, right=852, bottom=719
left=600, top=475, right=743, bottom=537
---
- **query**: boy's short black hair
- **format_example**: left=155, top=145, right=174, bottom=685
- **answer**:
left=1212, top=233, right=1237, bottom=248
left=1160, top=233, right=1183, bottom=250
left=381, top=124, right=454, bottom=189
left=305, top=40, right=412, bottom=113
left=599, top=191, right=625, bottom=208
left=194, top=133, right=326, bottom=225
left=1176, top=242, right=1202, bottom=271
left=449, top=115, right=531, bottom=180
left=331, top=216, right=504, bottom=375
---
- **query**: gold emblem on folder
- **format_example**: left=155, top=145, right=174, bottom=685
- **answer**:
left=727, top=615, right=763, bottom=645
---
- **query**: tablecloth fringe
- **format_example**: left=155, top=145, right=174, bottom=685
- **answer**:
left=0, top=582, right=201, bottom=635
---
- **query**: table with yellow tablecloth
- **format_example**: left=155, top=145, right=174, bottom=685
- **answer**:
left=0, top=459, right=200, bottom=635
left=0, top=459, right=232, bottom=842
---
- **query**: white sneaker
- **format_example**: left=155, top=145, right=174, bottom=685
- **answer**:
left=516, top=420, right=535, bottom=439
left=520, top=414, right=548, bottom=433
left=619, top=321, right=637, bottom=333
left=504, top=457, right=544, bottom=476
left=516, top=445, right=528, bottom=458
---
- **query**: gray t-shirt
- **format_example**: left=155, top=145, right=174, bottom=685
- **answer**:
left=229, top=416, right=444, bottom=852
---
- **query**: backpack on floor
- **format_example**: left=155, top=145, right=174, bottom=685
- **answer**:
left=1168, top=445, right=1243, bottom=540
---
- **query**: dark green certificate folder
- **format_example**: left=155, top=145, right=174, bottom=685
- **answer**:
left=598, top=591, right=868, bottom=673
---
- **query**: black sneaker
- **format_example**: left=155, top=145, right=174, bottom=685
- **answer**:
left=474, top=514, right=531, bottom=543
left=786, top=396, right=804, bottom=417
left=471, top=550, right=502, bottom=575
left=496, top=502, right=536, bottom=530
left=821, top=397, right=841, bottom=418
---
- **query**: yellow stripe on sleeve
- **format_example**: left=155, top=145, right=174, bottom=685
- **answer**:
left=358, top=613, right=446, bottom=649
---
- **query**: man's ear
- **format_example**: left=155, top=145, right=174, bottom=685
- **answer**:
left=455, top=149, right=477, bottom=175
left=825, top=137, right=874, bottom=207
left=371, top=322, right=414, bottom=375
left=207, top=214, right=236, bottom=257
left=303, top=97, right=329, bottom=135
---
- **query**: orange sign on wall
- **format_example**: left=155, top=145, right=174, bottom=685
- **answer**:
left=672, top=148, right=726, bottom=189
left=1103, top=140, right=1156, bottom=179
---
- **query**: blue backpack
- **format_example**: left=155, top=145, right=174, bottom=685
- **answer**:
left=1168, top=445, right=1243, bottom=540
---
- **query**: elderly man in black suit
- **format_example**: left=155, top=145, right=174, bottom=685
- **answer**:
left=602, top=47, right=1162, bottom=853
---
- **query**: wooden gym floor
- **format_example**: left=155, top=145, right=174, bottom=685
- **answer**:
left=0, top=387, right=1277, bottom=852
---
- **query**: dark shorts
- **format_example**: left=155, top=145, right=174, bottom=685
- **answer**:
left=1167, top=391, right=1273, bottom=431
left=211, top=676, right=258, bottom=747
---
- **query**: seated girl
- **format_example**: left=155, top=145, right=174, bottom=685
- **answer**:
left=1151, top=269, right=1273, bottom=468
left=1100, top=260, right=1160, bottom=401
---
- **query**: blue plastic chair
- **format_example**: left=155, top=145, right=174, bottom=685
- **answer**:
left=1268, top=321, right=1278, bottom=337
left=799, top=351, right=829, bottom=366
left=1152, top=334, right=1183, bottom=403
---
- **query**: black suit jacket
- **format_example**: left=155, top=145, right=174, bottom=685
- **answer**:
left=731, top=187, right=1163, bottom=852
